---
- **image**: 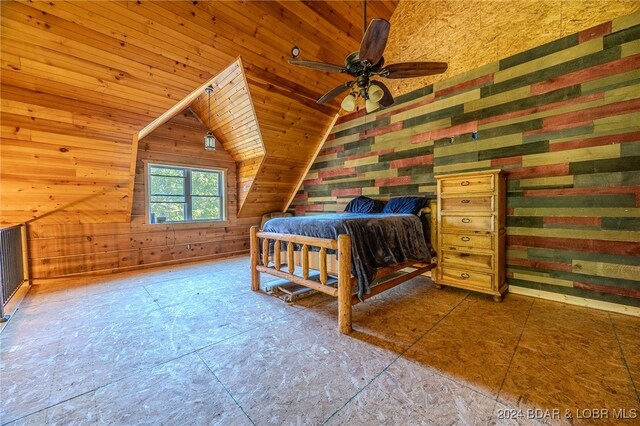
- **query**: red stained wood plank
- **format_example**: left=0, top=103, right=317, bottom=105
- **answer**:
left=376, top=96, right=435, bottom=120
left=492, top=156, right=522, bottom=167
left=549, top=131, right=640, bottom=152
left=522, top=185, right=640, bottom=197
left=532, top=54, right=640, bottom=95
left=326, top=133, right=336, bottom=141
left=318, top=145, right=344, bottom=156
left=293, top=193, right=308, bottom=201
left=359, top=121, right=403, bottom=138
left=542, top=98, right=640, bottom=129
left=375, top=176, right=411, bottom=187
left=411, top=121, right=478, bottom=144
left=435, top=74, right=493, bottom=98
left=524, top=120, right=592, bottom=136
left=506, top=163, right=569, bottom=179
left=507, top=208, right=515, bottom=215
left=335, top=108, right=366, bottom=125
left=331, top=188, right=362, bottom=197
left=579, top=21, right=612, bottom=43
left=507, top=257, right=572, bottom=272
left=478, top=93, right=604, bottom=126
left=574, top=281, right=640, bottom=298
left=390, top=154, right=433, bottom=169
left=302, top=177, right=323, bottom=186
left=543, top=216, right=602, bottom=226
left=319, top=167, right=356, bottom=179
left=507, top=235, right=640, bottom=256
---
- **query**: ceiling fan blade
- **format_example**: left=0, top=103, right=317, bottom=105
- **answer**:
left=288, top=58, right=346, bottom=74
left=317, top=81, right=354, bottom=104
left=370, top=81, right=394, bottom=107
left=382, top=62, right=448, bottom=79
left=359, top=19, right=391, bottom=66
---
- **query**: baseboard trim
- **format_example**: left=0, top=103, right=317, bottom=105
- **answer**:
left=510, top=286, right=640, bottom=317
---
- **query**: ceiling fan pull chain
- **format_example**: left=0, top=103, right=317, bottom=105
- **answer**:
left=363, top=0, right=367, bottom=37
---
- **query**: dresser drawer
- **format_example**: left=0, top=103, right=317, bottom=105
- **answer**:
left=441, top=233, right=493, bottom=250
left=440, top=175, right=493, bottom=194
left=439, top=267, right=493, bottom=290
left=441, top=249, right=493, bottom=271
left=441, top=215, right=493, bottom=232
left=441, top=196, right=493, bottom=212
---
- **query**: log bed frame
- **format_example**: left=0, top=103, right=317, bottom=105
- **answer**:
left=250, top=202, right=438, bottom=334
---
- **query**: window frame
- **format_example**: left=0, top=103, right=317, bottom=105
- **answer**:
left=145, top=161, right=226, bottom=225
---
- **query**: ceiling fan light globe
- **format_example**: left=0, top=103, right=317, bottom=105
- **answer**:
left=365, top=99, right=380, bottom=113
left=204, top=132, right=216, bottom=151
left=368, top=84, right=384, bottom=102
left=341, top=94, right=356, bottom=112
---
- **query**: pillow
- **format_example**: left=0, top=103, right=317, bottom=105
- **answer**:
left=382, top=196, right=428, bottom=215
left=344, top=196, right=386, bottom=213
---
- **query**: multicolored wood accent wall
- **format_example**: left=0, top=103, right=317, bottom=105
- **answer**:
left=290, top=13, right=640, bottom=309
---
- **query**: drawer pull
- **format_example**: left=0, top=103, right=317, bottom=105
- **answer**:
left=461, top=273, right=470, bottom=279
left=461, top=218, right=471, bottom=223
left=460, top=180, right=470, bottom=186
left=461, top=199, right=470, bottom=204
left=461, top=236, right=471, bottom=242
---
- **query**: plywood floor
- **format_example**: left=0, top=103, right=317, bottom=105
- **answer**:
left=1, top=256, right=638, bottom=425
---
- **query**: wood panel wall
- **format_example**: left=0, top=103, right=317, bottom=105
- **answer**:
left=290, top=13, right=640, bottom=310
left=27, top=109, right=261, bottom=280
left=384, top=0, right=640, bottom=96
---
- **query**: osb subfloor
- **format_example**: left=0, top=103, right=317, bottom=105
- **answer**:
left=1, top=255, right=639, bottom=425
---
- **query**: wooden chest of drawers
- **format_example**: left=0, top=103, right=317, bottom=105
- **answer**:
left=435, top=169, right=507, bottom=301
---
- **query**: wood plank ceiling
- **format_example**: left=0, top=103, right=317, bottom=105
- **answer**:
left=0, top=0, right=398, bottom=225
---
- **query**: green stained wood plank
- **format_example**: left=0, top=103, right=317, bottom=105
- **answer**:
left=324, top=133, right=360, bottom=149
left=417, top=185, right=437, bottom=194
left=380, top=184, right=420, bottom=195
left=603, top=24, right=640, bottom=49
left=604, top=83, right=640, bottom=104
left=573, top=260, right=640, bottom=282
left=513, top=207, right=640, bottom=217
left=362, top=169, right=398, bottom=179
left=523, top=123, right=594, bottom=144
left=434, top=62, right=499, bottom=92
left=508, top=181, right=522, bottom=191
left=343, top=137, right=374, bottom=152
left=478, top=140, right=549, bottom=161
left=398, top=165, right=434, bottom=176
left=394, top=85, right=434, bottom=105
left=495, top=38, right=603, bottom=83
left=574, top=171, right=640, bottom=188
left=410, top=173, right=436, bottom=185
left=621, top=141, right=640, bottom=156
left=379, top=146, right=434, bottom=162
left=344, top=156, right=379, bottom=168
left=507, top=248, right=529, bottom=259
left=602, top=217, right=640, bottom=230
left=458, top=85, right=582, bottom=124
left=315, top=153, right=338, bottom=163
left=507, top=216, right=544, bottom=227
left=621, top=39, right=640, bottom=57
left=363, top=187, right=380, bottom=196
left=581, top=68, right=640, bottom=95
left=508, top=194, right=636, bottom=209
left=356, top=163, right=388, bottom=173
left=508, top=277, right=640, bottom=307
left=523, top=143, right=619, bottom=167
left=499, top=34, right=579, bottom=70
left=306, top=190, right=333, bottom=198
left=465, top=87, right=531, bottom=113
left=434, top=151, right=478, bottom=166
left=507, top=225, right=640, bottom=241
left=333, top=116, right=391, bottom=139
left=322, top=173, right=358, bottom=182
left=512, top=272, right=574, bottom=287
left=310, top=158, right=345, bottom=171
left=484, top=46, right=621, bottom=97
left=570, top=155, right=640, bottom=175
left=528, top=248, right=640, bottom=267
left=477, top=119, right=543, bottom=139
left=434, top=161, right=493, bottom=174
left=612, top=11, right=640, bottom=32
left=519, top=176, right=574, bottom=188
left=435, top=134, right=522, bottom=156
left=402, top=105, right=464, bottom=129
left=393, top=89, right=481, bottom=124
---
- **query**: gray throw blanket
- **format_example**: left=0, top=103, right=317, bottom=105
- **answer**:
left=262, top=213, right=431, bottom=300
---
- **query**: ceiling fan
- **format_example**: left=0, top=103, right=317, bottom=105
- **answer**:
left=288, top=3, right=448, bottom=113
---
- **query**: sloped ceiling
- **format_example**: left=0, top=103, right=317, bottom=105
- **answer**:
left=0, top=0, right=398, bottom=225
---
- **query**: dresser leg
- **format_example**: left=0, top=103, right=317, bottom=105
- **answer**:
left=493, top=295, right=503, bottom=302
left=434, top=283, right=443, bottom=289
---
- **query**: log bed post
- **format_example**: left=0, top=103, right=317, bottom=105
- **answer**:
left=337, top=234, right=352, bottom=334
left=250, top=225, right=260, bottom=291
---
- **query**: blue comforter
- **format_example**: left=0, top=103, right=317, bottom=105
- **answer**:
left=262, top=213, right=431, bottom=300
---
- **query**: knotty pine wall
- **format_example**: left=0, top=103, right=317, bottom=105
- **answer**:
left=290, top=13, right=640, bottom=311
left=27, top=109, right=261, bottom=280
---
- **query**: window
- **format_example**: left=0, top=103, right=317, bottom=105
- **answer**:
left=147, top=164, right=225, bottom=224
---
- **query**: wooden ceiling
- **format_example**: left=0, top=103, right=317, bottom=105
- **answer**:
left=0, top=0, right=398, bottom=225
